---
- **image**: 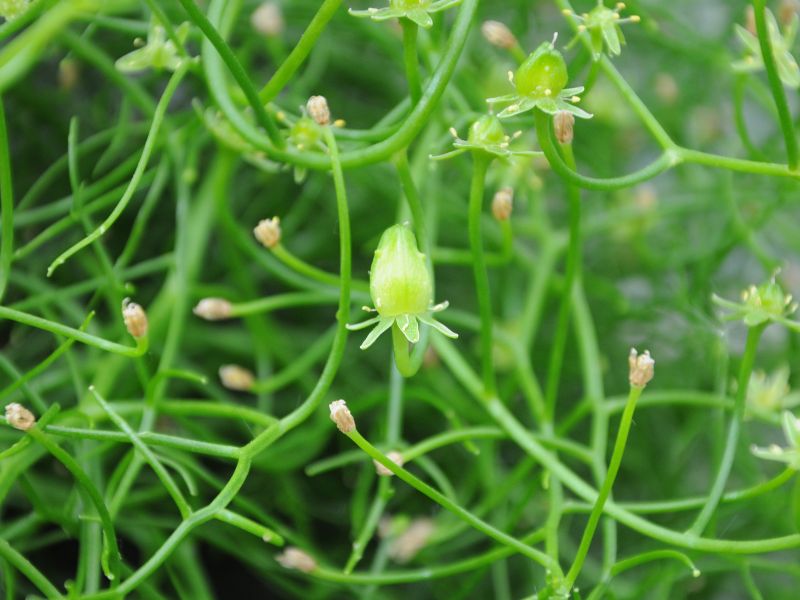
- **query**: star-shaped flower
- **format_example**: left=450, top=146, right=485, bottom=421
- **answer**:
left=732, top=7, right=800, bottom=88
left=116, top=21, right=191, bottom=73
left=349, top=0, right=462, bottom=29
left=347, top=224, right=457, bottom=348
left=486, top=39, right=592, bottom=119
left=751, top=410, right=800, bottom=469
left=562, top=1, right=641, bottom=60
left=429, top=114, right=541, bottom=161
left=746, top=365, right=800, bottom=419
left=712, top=273, right=799, bottom=330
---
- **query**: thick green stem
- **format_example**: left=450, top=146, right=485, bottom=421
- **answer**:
left=401, top=20, right=422, bottom=105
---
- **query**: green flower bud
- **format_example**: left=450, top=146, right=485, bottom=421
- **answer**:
left=370, top=224, right=432, bottom=317
left=288, top=116, right=322, bottom=151
left=514, top=42, right=568, bottom=98
left=467, top=115, right=506, bottom=147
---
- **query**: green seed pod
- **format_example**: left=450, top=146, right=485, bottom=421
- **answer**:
left=467, top=114, right=506, bottom=147
left=370, top=224, right=432, bottom=317
left=514, top=42, right=568, bottom=98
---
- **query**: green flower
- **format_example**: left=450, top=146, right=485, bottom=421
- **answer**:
left=0, top=0, right=30, bottom=20
left=751, top=410, right=800, bottom=469
left=732, top=8, right=800, bottom=88
left=486, top=40, right=592, bottom=119
left=347, top=224, right=457, bottom=348
left=712, top=274, right=799, bottom=330
left=563, top=1, right=641, bottom=60
left=349, top=0, right=462, bottom=29
left=116, top=21, right=191, bottom=73
left=746, top=365, right=800, bottom=419
left=429, top=114, right=541, bottom=161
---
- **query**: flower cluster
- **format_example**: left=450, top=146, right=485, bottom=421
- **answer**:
left=430, top=115, right=540, bottom=161
left=746, top=366, right=800, bottom=419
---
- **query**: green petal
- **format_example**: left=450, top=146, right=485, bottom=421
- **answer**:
left=496, top=97, right=537, bottom=118
left=406, top=9, right=433, bottom=28
left=397, top=314, right=420, bottom=344
left=360, top=318, right=394, bottom=350
left=486, top=93, right=520, bottom=103
left=418, top=314, right=458, bottom=339
left=115, top=48, right=154, bottom=73
left=556, top=100, right=593, bottom=119
left=601, top=24, right=622, bottom=56
left=346, top=315, right=381, bottom=331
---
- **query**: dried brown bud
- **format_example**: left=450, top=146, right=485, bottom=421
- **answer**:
left=251, top=2, right=284, bottom=36
left=58, top=58, right=79, bottom=91
left=491, top=187, right=513, bottom=221
left=388, top=518, right=435, bottom=563
left=254, top=217, right=281, bottom=249
left=654, top=73, right=678, bottom=105
left=628, top=348, right=655, bottom=388
left=554, top=111, right=575, bottom=145
left=122, top=299, right=148, bottom=338
left=373, top=451, right=405, bottom=476
left=275, top=547, right=317, bottom=573
left=5, top=403, right=36, bottom=431
left=306, top=95, right=330, bottom=126
left=745, top=6, right=756, bottom=35
left=780, top=0, right=800, bottom=26
left=329, top=399, right=355, bottom=434
left=219, top=365, right=255, bottom=391
left=481, top=20, right=517, bottom=49
left=193, top=298, right=233, bottom=321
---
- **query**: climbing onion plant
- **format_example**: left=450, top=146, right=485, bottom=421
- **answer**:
left=1, top=0, right=800, bottom=598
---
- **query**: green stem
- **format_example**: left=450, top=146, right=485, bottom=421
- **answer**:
left=174, top=0, right=282, bottom=145
left=0, top=538, right=61, bottom=599
left=345, top=429, right=560, bottom=573
left=688, top=323, right=765, bottom=535
left=752, top=0, right=798, bottom=169
left=468, top=153, right=496, bottom=397
left=259, top=0, right=342, bottom=103
left=401, top=20, right=422, bottom=105
left=391, top=321, right=421, bottom=377
left=0, top=96, right=13, bottom=303
left=564, top=384, right=643, bottom=590
left=0, top=306, right=148, bottom=357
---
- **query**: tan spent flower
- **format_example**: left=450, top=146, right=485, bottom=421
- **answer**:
left=491, top=187, right=513, bottom=221
left=329, top=399, right=355, bottom=434
left=193, top=298, right=233, bottom=321
left=5, top=403, right=36, bottom=431
left=219, top=365, right=255, bottom=391
left=481, top=20, right=517, bottom=49
left=373, top=451, right=405, bottom=476
left=554, top=110, right=575, bottom=145
left=275, top=547, right=317, bottom=573
left=628, top=348, right=655, bottom=388
left=254, top=217, right=281, bottom=249
left=306, top=95, right=331, bottom=126
left=388, top=518, right=435, bottom=563
left=251, top=2, right=284, bottom=36
left=122, top=298, right=148, bottom=338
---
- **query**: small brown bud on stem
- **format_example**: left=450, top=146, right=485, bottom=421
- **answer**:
left=306, top=95, right=331, bottom=126
left=554, top=111, right=575, bottom=145
left=122, top=299, right=148, bottom=338
left=481, top=21, right=517, bottom=50
left=193, top=298, right=233, bottom=321
left=219, top=365, right=255, bottom=391
left=254, top=217, right=281, bottom=249
left=628, top=348, right=655, bottom=388
left=373, top=451, right=405, bottom=476
left=251, top=2, right=284, bottom=36
left=275, top=547, right=317, bottom=572
left=5, top=403, right=36, bottom=431
left=329, top=399, right=355, bottom=433
left=491, top=187, right=514, bottom=221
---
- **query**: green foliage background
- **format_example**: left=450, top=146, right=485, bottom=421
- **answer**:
left=1, top=0, right=800, bottom=598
